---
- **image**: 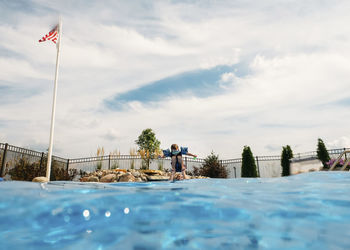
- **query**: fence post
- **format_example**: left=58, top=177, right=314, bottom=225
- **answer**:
left=108, top=155, right=111, bottom=170
left=39, top=152, right=44, bottom=173
left=66, top=159, right=70, bottom=174
left=233, top=166, right=237, bottom=178
left=256, top=156, right=260, bottom=177
left=1, top=143, right=9, bottom=177
left=344, top=148, right=347, bottom=160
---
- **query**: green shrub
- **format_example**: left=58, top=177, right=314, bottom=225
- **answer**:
left=317, top=138, right=330, bottom=168
left=50, top=166, right=79, bottom=181
left=96, top=162, right=102, bottom=170
left=9, top=157, right=80, bottom=181
left=281, top=145, right=293, bottom=176
left=96, top=146, right=104, bottom=170
left=241, top=146, right=258, bottom=177
left=9, top=157, right=45, bottom=181
left=140, top=161, right=148, bottom=170
left=158, top=161, right=163, bottom=171
left=193, top=152, right=228, bottom=178
left=111, top=162, right=119, bottom=170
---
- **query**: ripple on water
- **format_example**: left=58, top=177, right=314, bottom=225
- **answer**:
left=0, top=172, right=349, bottom=249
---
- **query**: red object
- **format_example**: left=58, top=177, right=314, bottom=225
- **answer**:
left=39, top=25, right=58, bottom=44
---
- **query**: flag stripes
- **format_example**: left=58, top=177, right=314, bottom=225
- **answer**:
left=39, top=25, right=58, bottom=44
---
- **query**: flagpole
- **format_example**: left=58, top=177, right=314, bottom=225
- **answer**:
left=46, top=19, right=62, bottom=180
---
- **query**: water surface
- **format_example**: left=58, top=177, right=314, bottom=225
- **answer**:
left=0, top=172, right=349, bottom=249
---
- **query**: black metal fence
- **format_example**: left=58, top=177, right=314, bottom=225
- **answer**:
left=1, top=142, right=348, bottom=180
left=68, top=154, right=208, bottom=177
left=0, top=143, right=69, bottom=180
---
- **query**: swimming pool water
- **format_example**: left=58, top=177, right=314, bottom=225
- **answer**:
left=0, top=172, right=349, bottom=249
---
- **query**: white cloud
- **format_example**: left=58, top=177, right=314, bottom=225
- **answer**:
left=220, top=72, right=235, bottom=83
left=328, top=137, right=350, bottom=149
left=0, top=57, right=48, bottom=82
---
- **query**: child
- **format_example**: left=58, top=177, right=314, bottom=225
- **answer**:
left=163, top=144, right=197, bottom=181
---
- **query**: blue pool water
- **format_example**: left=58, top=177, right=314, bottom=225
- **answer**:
left=0, top=172, right=349, bottom=249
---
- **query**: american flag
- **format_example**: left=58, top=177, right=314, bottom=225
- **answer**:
left=39, top=25, right=58, bottom=44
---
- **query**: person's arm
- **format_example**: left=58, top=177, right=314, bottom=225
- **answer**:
left=186, top=152, right=197, bottom=158
left=180, top=147, right=197, bottom=158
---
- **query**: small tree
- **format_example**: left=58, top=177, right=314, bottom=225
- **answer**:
left=281, top=145, right=293, bottom=176
left=241, top=146, right=258, bottom=177
left=135, top=128, right=161, bottom=169
left=317, top=138, right=330, bottom=168
left=196, top=152, right=228, bottom=178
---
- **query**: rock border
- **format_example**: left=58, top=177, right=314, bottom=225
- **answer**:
left=79, top=169, right=208, bottom=183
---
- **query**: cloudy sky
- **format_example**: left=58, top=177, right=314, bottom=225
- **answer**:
left=0, top=0, right=349, bottom=159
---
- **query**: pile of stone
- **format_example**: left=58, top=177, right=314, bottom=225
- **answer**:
left=79, top=169, right=208, bottom=183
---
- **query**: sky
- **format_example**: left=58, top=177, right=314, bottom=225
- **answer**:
left=0, top=0, right=349, bottom=159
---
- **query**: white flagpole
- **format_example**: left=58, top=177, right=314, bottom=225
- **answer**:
left=46, top=19, right=62, bottom=180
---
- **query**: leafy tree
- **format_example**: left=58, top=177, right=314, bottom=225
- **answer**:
left=241, top=146, right=258, bottom=177
left=193, top=152, right=228, bottom=178
left=317, top=138, right=330, bottom=168
left=281, top=145, right=293, bottom=176
left=135, top=128, right=161, bottom=169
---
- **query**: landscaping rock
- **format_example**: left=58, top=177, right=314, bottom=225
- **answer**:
left=79, top=169, right=207, bottom=183
left=141, top=169, right=163, bottom=175
left=131, top=170, right=141, bottom=178
left=32, top=177, right=49, bottom=183
left=140, top=174, right=148, bottom=182
left=88, top=176, right=99, bottom=182
left=113, top=169, right=127, bottom=173
left=100, top=174, right=117, bottom=183
left=119, top=173, right=136, bottom=182
left=80, top=176, right=90, bottom=182
left=146, top=175, right=169, bottom=181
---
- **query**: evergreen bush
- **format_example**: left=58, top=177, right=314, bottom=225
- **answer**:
left=317, top=138, right=330, bottom=168
left=241, top=146, right=258, bottom=177
left=9, top=157, right=44, bottom=181
left=281, top=145, right=293, bottom=176
left=193, top=152, right=228, bottom=178
left=9, top=157, right=80, bottom=181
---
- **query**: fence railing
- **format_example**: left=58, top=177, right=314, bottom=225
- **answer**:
left=1, top=142, right=349, bottom=180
